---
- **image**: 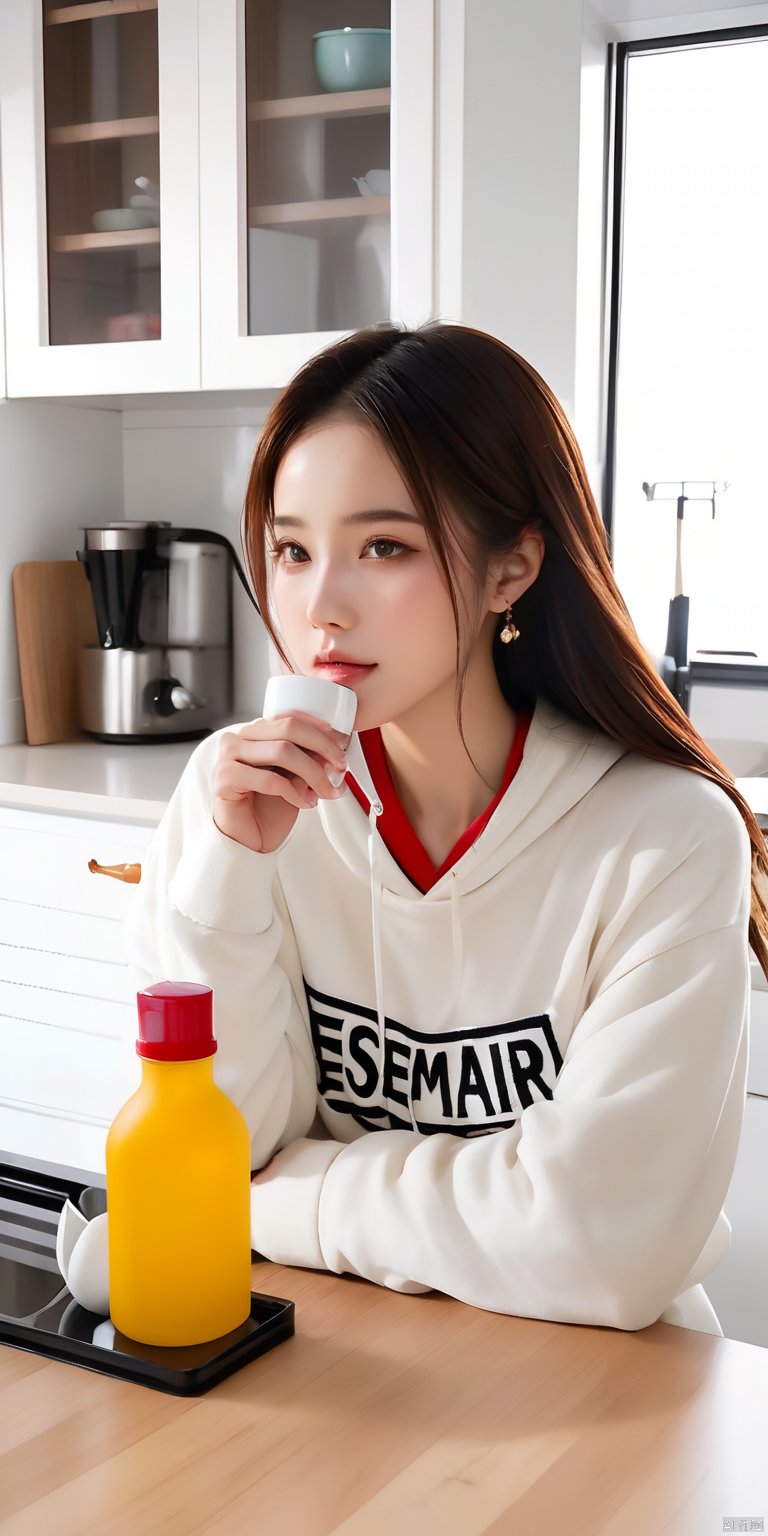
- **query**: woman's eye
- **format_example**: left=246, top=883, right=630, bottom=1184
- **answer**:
left=268, top=540, right=307, bottom=565
left=269, top=538, right=407, bottom=564
left=367, top=538, right=406, bottom=559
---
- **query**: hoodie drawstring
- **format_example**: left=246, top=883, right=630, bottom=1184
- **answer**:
left=367, top=803, right=464, bottom=1133
left=450, top=869, right=463, bottom=1005
left=367, top=802, right=391, bottom=1112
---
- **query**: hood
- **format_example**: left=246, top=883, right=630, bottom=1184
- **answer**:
left=317, top=694, right=629, bottom=1130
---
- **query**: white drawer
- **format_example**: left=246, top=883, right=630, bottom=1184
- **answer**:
left=0, top=902, right=125, bottom=965
left=0, top=806, right=154, bottom=920
left=0, top=1014, right=140, bottom=1124
left=0, top=806, right=154, bottom=1173
left=0, top=972, right=134, bottom=1033
left=0, top=1107, right=112, bottom=1182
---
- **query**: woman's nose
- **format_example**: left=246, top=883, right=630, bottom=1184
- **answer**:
left=306, top=582, right=357, bottom=632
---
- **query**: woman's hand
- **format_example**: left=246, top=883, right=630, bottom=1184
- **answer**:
left=211, top=711, right=350, bottom=854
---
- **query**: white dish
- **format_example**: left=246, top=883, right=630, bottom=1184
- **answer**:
left=92, top=208, right=157, bottom=233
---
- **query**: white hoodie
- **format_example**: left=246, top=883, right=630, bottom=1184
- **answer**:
left=122, top=694, right=752, bottom=1336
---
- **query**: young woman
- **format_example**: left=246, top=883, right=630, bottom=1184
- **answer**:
left=124, top=321, right=768, bottom=1337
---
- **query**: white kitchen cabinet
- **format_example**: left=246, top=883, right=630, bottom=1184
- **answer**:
left=0, top=0, right=201, bottom=396
left=0, top=0, right=435, bottom=398
left=702, top=974, right=768, bottom=1347
left=0, top=805, right=153, bottom=1177
left=198, top=0, right=434, bottom=389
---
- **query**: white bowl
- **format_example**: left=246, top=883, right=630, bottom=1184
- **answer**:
left=92, top=208, right=156, bottom=233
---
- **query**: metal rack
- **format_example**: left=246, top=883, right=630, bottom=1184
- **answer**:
left=640, top=478, right=761, bottom=713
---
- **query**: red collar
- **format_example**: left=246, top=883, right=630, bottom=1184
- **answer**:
left=346, top=710, right=533, bottom=893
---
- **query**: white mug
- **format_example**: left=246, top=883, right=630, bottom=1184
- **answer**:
left=262, top=674, right=357, bottom=736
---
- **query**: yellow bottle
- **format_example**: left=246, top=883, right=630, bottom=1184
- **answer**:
left=106, top=981, right=252, bottom=1347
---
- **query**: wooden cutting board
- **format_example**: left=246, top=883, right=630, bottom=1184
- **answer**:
left=12, top=561, right=99, bottom=746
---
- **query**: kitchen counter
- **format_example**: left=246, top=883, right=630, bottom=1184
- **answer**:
left=0, top=729, right=231, bottom=823
left=1, top=731, right=767, bottom=828
left=4, top=737, right=763, bottom=995
left=2, top=1259, right=768, bottom=1533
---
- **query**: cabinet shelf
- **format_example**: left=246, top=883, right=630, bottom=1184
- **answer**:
left=247, top=87, right=390, bottom=123
left=46, top=0, right=157, bottom=23
left=48, top=115, right=159, bottom=145
left=249, top=195, right=389, bottom=232
left=51, top=227, right=160, bottom=253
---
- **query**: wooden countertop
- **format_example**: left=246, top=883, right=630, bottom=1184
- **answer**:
left=1, top=1260, right=767, bottom=1534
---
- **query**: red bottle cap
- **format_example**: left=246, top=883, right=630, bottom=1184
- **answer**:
left=136, top=981, right=217, bottom=1062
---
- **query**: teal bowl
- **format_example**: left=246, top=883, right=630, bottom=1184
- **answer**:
left=312, top=28, right=391, bottom=92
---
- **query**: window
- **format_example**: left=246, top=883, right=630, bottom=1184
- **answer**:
left=606, top=28, right=768, bottom=665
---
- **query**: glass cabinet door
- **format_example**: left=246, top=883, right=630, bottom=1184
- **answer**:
left=244, top=1, right=391, bottom=337
left=42, top=0, right=161, bottom=346
left=1, top=0, right=200, bottom=395
left=199, top=0, right=434, bottom=390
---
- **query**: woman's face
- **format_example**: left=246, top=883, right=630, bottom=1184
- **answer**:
left=268, top=417, right=481, bottom=733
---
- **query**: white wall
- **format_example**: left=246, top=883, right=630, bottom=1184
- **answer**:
left=584, top=0, right=768, bottom=42
left=121, top=404, right=274, bottom=718
left=459, top=0, right=584, bottom=420
left=575, top=27, right=611, bottom=512
left=0, top=398, right=276, bottom=747
left=436, top=0, right=607, bottom=511
left=0, top=401, right=122, bottom=743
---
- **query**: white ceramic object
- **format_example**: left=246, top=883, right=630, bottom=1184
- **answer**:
left=262, top=674, right=357, bottom=737
left=352, top=169, right=390, bottom=197
left=56, top=1200, right=110, bottom=1315
left=128, top=195, right=160, bottom=227
left=92, top=208, right=156, bottom=233
left=135, top=175, right=160, bottom=199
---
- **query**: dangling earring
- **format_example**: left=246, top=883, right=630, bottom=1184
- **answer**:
left=499, top=603, right=520, bottom=644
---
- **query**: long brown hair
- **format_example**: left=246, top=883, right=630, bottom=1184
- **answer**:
left=242, top=321, right=768, bottom=980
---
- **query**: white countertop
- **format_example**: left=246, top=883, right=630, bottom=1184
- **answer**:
left=0, top=733, right=209, bottom=823
left=1, top=734, right=767, bottom=988
left=1, top=732, right=767, bottom=827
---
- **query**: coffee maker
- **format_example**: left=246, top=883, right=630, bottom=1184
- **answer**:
left=76, top=521, right=257, bottom=742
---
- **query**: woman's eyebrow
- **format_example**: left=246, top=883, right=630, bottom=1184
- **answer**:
left=273, top=509, right=423, bottom=529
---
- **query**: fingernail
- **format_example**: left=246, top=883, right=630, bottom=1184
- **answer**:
left=326, top=766, right=346, bottom=788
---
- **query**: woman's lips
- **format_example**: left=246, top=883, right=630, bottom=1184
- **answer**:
left=313, top=662, right=377, bottom=682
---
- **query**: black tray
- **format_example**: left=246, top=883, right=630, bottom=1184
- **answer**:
left=0, top=1160, right=294, bottom=1396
